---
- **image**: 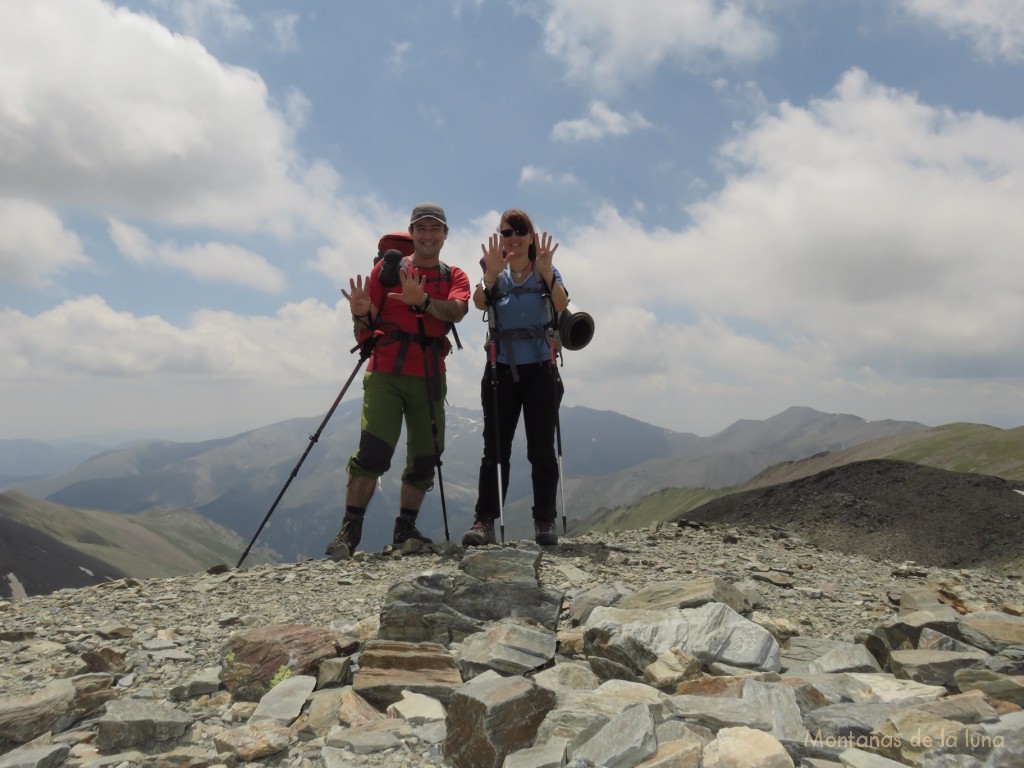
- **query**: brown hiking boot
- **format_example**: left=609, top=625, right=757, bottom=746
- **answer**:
left=461, top=517, right=497, bottom=546
left=534, top=518, right=558, bottom=546
left=393, top=515, right=432, bottom=546
left=325, top=515, right=363, bottom=560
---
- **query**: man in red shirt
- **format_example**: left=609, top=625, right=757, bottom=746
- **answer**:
left=326, top=203, right=471, bottom=558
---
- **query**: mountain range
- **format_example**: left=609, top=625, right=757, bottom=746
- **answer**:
left=1, top=404, right=928, bottom=570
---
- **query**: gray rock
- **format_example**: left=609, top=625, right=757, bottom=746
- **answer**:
left=248, top=673, right=316, bottom=724
left=95, top=698, right=192, bottom=751
left=459, top=620, right=557, bottom=678
left=325, top=716, right=408, bottom=754
left=958, top=612, right=1024, bottom=653
left=616, top=578, right=749, bottom=615
left=0, top=744, right=69, bottom=768
left=168, top=666, right=221, bottom=701
left=502, top=737, right=569, bottom=768
left=804, top=701, right=909, bottom=741
left=743, top=679, right=808, bottom=740
left=808, top=644, right=883, bottom=675
left=533, top=660, right=601, bottom=693
left=385, top=690, right=446, bottom=724
left=781, top=637, right=851, bottom=673
left=703, top=725, right=794, bottom=767
left=954, top=669, right=1024, bottom=705
left=214, top=720, right=291, bottom=761
left=837, top=747, right=909, bottom=767
left=584, top=601, right=780, bottom=674
left=889, top=649, right=989, bottom=688
left=572, top=702, right=657, bottom=768
left=665, top=694, right=771, bottom=731
left=568, top=585, right=630, bottom=626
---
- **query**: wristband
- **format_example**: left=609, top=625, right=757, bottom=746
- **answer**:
left=411, top=294, right=432, bottom=314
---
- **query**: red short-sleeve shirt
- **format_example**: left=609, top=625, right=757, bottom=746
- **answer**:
left=361, top=258, right=471, bottom=376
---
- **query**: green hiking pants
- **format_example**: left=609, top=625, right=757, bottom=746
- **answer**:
left=347, top=370, right=447, bottom=490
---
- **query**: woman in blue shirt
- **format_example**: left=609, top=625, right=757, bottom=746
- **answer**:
left=463, top=209, right=569, bottom=546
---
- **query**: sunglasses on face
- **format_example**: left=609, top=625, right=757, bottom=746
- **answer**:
left=498, top=225, right=530, bottom=238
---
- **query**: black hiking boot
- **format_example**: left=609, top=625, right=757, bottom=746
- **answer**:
left=534, top=518, right=558, bottom=546
left=461, top=516, right=497, bottom=547
left=393, top=515, right=433, bottom=547
left=325, top=515, right=363, bottom=560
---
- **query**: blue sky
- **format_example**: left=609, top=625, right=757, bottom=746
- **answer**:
left=3, top=0, right=1024, bottom=442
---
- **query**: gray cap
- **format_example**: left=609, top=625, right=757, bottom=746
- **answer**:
left=410, top=202, right=447, bottom=227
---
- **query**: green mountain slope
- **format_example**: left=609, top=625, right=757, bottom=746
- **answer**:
left=0, top=490, right=273, bottom=584
left=580, top=422, right=1024, bottom=534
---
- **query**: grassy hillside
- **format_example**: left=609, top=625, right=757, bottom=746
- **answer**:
left=0, top=490, right=273, bottom=580
left=582, top=422, right=1024, bottom=533
left=570, top=487, right=722, bottom=535
left=744, top=423, right=1024, bottom=488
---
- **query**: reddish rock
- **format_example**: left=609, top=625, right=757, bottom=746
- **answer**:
left=219, top=624, right=340, bottom=702
left=352, top=639, right=463, bottom=709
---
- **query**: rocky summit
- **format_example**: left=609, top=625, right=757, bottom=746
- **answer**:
left=2, top=523, right=1024, bottom=768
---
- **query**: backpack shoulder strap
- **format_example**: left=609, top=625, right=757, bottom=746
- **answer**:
left=434, top=261, right=462, bottom=350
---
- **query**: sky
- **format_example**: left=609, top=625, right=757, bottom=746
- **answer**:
left=3, top=0, right=1024, bottom=444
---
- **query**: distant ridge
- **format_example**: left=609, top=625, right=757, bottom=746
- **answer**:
left=677, top=458, right=1024, bottom=568
left=578, top=419, right=1024, bottom=554
left=0, top=490, right=273, bottom=598
left=0, top=514, right=128, bottom=599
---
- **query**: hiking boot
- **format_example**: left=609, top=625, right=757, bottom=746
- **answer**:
left=393, top=515, right=433, bottom=546
left=534, top=518, right=558, bottom=546
left=326, top=515, right=363, bottom=560
left=461, top=517, right=497, bottom=547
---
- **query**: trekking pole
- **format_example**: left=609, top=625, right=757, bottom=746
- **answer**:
left=554, top=402, right=568, bottom=535
left=539, top=273, right=569, bottom=536
left=546, top=333, right=568, bottom=535
left=415, top=313, right=450, bottom=542
left=235, top=334, right=378, bottom=568
left=484, top=306, right=507, bottom=543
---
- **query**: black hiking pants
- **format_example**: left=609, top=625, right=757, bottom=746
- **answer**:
left=475, top=361, right=564, bottom=522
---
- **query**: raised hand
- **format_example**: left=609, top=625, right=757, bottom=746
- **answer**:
left=341, top=275, right=372, bottom=316
left=535, top=231, right=559, bottom=282
left=396, top=264, right=427, bottom=306
left=480, top=233, right=506, bottom=279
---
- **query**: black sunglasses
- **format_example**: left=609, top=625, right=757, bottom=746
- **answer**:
left=498, top=225, right=530, bottom=238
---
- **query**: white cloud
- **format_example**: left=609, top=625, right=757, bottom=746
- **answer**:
left=540, top=0, right=776, bottom=90
left=557, top=67, right=1024, bottom=420
left=0, top=199, right=91, bottom=287
left=551, top=101, right=653, bottom=142
left=283, top=88, right=312, bottom=134
left=0, top=0, right=309, bottom=235
left=146, top=0, right=253, bottom=38
left=390, top=41, right=412, bottom=72
left=711, top=78, right=771, bottom=115
left=903, top=0, right=1024, bottom=60
left=520, top=166, right=579, bottom=185
left=270, top=12, right=300, bottom=52
left=109, top=219, right=286, bottom=293
left=0, top=293, right=486, bottom=439
left=0, top=295, right=345, bottom=380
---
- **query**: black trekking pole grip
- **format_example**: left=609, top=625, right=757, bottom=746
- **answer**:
left=235, top=342, right=374, bottom=569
